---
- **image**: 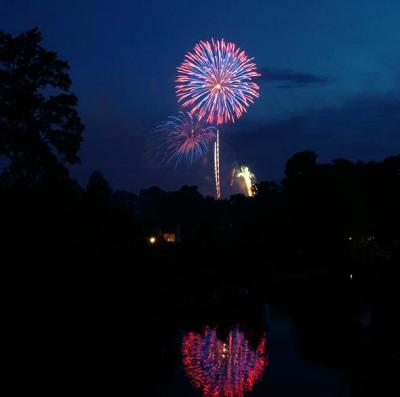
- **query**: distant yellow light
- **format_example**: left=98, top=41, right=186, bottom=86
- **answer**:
left=215, top=83, right=221, bottom=89
left=163, top=232, right=176, bottom=243
left=149, top=236, right=156, bottom=244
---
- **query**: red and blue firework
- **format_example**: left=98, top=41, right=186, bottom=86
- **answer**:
left=176, top=38, right=261, bottom=125
left=153, top=111, right=217, bottom=168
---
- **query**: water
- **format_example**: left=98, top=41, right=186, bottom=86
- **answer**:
left=153, top=303, right=350, bottom=396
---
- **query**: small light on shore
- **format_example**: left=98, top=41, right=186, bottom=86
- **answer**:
left=149, top=236, right=156, bottom=244
left=350, top=273, right=353, bottom=280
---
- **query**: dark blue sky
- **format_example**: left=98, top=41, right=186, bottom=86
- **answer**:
left=2, top=0, right=400, bottom=195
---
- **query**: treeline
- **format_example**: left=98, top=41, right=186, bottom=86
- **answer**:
left=1, top=151, right=399, bottom=276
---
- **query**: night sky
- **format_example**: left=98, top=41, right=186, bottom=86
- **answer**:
left=2, top=0, right=400, bottom=195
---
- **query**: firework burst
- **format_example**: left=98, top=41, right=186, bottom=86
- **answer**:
left=176, top=38, right=261, bottom=125
left=153, top=111, right=217, bottom=168
left=237, top=165, right=256, bottom=197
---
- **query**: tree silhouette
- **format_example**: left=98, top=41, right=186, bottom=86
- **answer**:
left=0, top=28, right=84, bottom=182
left=86, top=171, right=112, bottom=205
left=285, top=150, right=317, bottom=179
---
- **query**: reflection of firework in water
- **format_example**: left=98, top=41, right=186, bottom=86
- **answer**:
left=153, top=112, right=217, bottom=168
left=176, top=39, right=260, bottom=125
left=182, top=327, right=267, bottom=397
left=237, top=166, right=256, bottom=197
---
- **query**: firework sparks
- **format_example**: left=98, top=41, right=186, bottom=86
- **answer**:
left=153, top=111, right=217, bottom=168
left=237, top=166, right=256, bottom=197
left=175, top=39, right=260, bottom=199
left=176, top=38, right=261, bottom=125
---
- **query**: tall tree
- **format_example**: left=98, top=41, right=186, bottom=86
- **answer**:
left=285, top=151, right=317, bottom=179
left=86, top=171, right=112, bottom=205
left=0, top=28, right=84, bottom=181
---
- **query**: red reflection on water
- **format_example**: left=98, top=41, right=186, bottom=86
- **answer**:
left=182, top=327, right=267, bottom=397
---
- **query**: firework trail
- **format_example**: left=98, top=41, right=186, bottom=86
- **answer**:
left=237, top=166, right=256, bottom=197
left=153, top=111, right=217, bottom=168
left=214, top=130, right=221, bottom=199
left=176, top=38, right=260, bottom=125
left=230, top=166, right=236, bottom=186
left=176, top=39, right=260, bottom=198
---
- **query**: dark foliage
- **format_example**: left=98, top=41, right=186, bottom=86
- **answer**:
left=0, top=28, right=84, bottom=182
